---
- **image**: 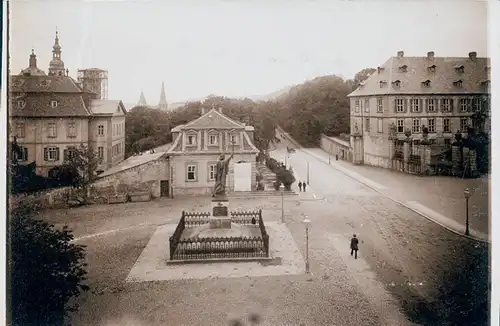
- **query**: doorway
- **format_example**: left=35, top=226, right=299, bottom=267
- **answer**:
left=160, top=180, right=169, bottom=197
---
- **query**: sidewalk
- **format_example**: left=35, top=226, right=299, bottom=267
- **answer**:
left=303, top=148, right=489, bottom=242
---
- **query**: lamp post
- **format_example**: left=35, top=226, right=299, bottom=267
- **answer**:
left=464, top=188, right=471, bottom=235
left=280, top=184, right=285, bottom=223
left=303, top=217, right=311, bottom=273
left=306, top=161, right=310, bottom=185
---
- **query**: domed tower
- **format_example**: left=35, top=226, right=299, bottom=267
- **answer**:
left=19, top=49, right=46, bottom=76
left=48, top=29, right=66, bottom=76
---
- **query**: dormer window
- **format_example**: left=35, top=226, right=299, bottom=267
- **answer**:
left=392, top=80, right=401, bottom=88
left=51, top=100, right=59, bottom=108
left=427, top=65, right=436, bottom=73
left=379, top=81, right=387, bottom=88
left=398, top=65, right=408, bottom=72
left=453, top=80, right=463, bottom=88
left=229, top=134, right=239, bottom=145
left=186, top=134, right=196, bottom=146
left=421, top=80, right=431, bottom=88
left=454, top=65, right=465, bottom=73
left=13, top=79, right=25, bottom=87
left=17, top=100, right=26, bottom=108
left=40, top=79, right=51, bottom=86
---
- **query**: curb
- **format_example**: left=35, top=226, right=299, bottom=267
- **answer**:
left=277, top=129, right=490, bottom=244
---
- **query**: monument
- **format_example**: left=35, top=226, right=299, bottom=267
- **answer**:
left=210, top=153, right=233, bottom=228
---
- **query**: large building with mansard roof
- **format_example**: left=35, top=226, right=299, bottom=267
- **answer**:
left=9, top=31, right=127, bottom=177
left=166, top=107, right=259, bottom=197
left=348, top=50, right=490, bottom=168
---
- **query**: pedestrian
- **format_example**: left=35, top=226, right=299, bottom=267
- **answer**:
left=302, top=182, right=307, bottom=192
left=298, top=181, right=303, bottom=192
left=350, top=234, right=359, bottom=259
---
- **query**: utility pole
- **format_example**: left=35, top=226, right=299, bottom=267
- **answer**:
left=307, top=161, right=310, bottom=185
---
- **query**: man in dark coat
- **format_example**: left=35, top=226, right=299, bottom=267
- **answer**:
left=298, top=181, right=303, bottom=192
left=302, top=182, right=307, bottom=192
left=350, top=234, right=359, bottom=259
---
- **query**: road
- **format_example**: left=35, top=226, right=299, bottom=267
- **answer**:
left=270, top=136, right=489, bottom=326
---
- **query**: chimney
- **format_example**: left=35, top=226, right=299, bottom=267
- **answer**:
left=427, top=51, right=434, bottom=59
left=201, top=107, right=206, bottom=115
left=469, top=52, right=477, bottom=61
left=217, top=107, right=222, bottom=114
left=397, top=51, right=404, bottom=58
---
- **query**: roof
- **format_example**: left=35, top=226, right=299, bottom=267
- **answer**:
left=97, top=150, right=169, bottom=178
left=90, top=100, right=127, bottom=115
left=181, top=108, right=245, bottom=130
left=10, top=94, right=91, bottom=117
left=10, top=75, right=83, bottom=93
left=348, top=53, right=490, bottom=97
left=20, top=66, right=46, bottom=76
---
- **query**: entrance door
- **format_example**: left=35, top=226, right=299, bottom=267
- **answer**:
left=160, top=180, right=169, bottom=197
left=233, top=162, right=252, bottom=192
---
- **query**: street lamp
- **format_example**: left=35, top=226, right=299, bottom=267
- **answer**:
left=280, top=184, right=285, bottom=223
left=464, top=188, right=471, bottom=235
left=303, top=217, right=311, bottom=274
left=306, top=161, right=310, bottom=185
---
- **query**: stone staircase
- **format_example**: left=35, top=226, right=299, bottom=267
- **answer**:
left=256, top=161, right=278, bottom=190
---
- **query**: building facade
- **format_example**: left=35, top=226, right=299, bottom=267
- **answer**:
left=9, top=32, right=126, bottom=176
left=166, top=108, right=259, bottom=196
left=348, top=50, right=490, bottom=168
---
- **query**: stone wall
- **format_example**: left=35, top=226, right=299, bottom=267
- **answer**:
left=319, top=135, right=352, bottom=162
left=92, top=158, right=169, bottom=198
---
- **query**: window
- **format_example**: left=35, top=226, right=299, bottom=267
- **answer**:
left=98, top=125, right=104, bottom=136
left=208, top=164, right=216, bottom=180
left=455, top=66, right=464, bottom=73
left=17, top=100, right=26, bottom=108
left=392, top=80, right=401, bottom=88
left=443, top=118, right=451, bottom=133
left=355, top=100, right=360, bottom=112
left=421, top=80, right=431, bottom=88
left=428, top=118, right=435, bottom=132
left=187, top=164, right=196, bottom=181
left=379, top=81, right=387, bottom=88
left=98, top=147, right=104, bottom=160
left=230, top=134, right=239, bottom=145
left=428, top=65, right=436, bottom=73
left=395, top=99, right=404, bottom=112
left=15, top=123, right=25, bottom=138
left=44, top=147, right=59, bottom=161
left=47, top=123, right=57, bottom=137
left=444, top=139, right=451, bottom=146
left=441, top=99, right=451, bottom=112
left=398, top=65, right=407, bottom=72
left=67, top=122, right=76, bottom=138
left=429, top=139, right=436, bottom=145
left=377, top=118, right=383, bottom=133
left=412, top=119, right=420, bottom=133
left=427, top=99, right=435, bottom=112
left=377, top=98, right=383, bottom=112
left=18, top=147, right=28, bottom=161
left=364, top=118, right=370, bottom=132
left=208, top=135, right=217, bottom=145
left=459, top=99, right=468, bottom=112
left=410, top=99, right=420, bottom=112
left=113, top=124, right=116, bottom=136
left=64, top=147, right=76, bottom=161
left=397, top=119, right=404, bottom=133
left=51, top=100, right=58, bottom=108
left=364, top=99, right=369, bottom=112
left=360, top=100, right=364, bottom=112
left=460, top=118, right=469, bottom=132
left=187, top=134, right=196, bottom=145
left=453, top=80, right=463, bottom=88
left=473, top=98, right=481, bottom=112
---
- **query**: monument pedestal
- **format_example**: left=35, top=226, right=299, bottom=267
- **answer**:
left=210, top=195, right=231, bottom=229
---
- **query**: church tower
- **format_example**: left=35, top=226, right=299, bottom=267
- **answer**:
left=137, top=91, right=148, bottom=106
left=48, top=29, right=66, bottom=76
left=158, top=81, right=169, bottom=110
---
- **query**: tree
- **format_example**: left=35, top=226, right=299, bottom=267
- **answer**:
left=63, top=144, right=100, bottom=203
left=353, top=68, right=376, bottom=88
left=10, top=202, right=89, bottom=325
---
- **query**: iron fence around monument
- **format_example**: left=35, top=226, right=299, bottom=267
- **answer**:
left=169, top=213, right=186, bottom=259
left=230, top=209, right=262, bottom=226
left=183, top=211, right=211, bottom=227
left=171, top=236, right=268, bottom=260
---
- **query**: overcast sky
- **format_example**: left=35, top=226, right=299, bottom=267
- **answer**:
left=10, top=1, right=487, bottom=105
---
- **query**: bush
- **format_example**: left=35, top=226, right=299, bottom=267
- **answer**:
left=265, top=155, right=296, bottom=190
left=274, top=180, right=282, bottom=190
left=10, top=202, right=89, bottom=325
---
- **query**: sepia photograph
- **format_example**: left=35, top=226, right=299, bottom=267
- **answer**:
left=3, top=1, right=497, bottom=325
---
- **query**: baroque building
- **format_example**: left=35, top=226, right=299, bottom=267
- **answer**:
left=166, top=107, right=259, bottom=196
left=348, top=50, right=490, bottom=168
left=9, top=31, right=127, bottom=176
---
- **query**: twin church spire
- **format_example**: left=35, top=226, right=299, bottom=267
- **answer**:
left=136, top=82, right=169, bottom=110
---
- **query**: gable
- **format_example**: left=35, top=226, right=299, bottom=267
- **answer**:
left=182, top=108, right=245, bottom=129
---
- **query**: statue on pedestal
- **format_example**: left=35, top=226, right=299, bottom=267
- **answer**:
left=212, top=153, right=234, bottom=197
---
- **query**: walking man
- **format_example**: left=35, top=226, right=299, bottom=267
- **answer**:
left=302, top=182, right=307, bottom=192
left=350, top=234, right=359, bottom=259
left=298, top=181, right=303, bottom=192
